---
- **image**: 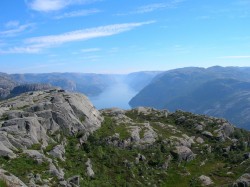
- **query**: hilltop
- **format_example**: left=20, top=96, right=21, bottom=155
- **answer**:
left=0, top=90, right=249, bottom=186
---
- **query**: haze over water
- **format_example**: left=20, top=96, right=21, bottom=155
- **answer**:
left=89, top=82, right=137, bottom=109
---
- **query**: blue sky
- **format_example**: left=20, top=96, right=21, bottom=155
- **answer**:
left=0, top=0, right=250, bottom=73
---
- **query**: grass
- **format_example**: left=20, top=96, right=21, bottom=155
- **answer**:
left=0, top=154, right=51, bottom=184
left=93, top=117, right=130, bottom=140
left=30, top=143, right=42, bottom=150
left=0, top=179, right=8, bottom=187
left=0, top=110, right=250, bottom=186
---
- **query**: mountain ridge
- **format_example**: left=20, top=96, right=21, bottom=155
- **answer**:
left=0, top=90, right=249, bottom=186
left=129, top=66, right=250, bottom=129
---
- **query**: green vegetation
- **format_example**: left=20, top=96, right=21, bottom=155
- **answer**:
left=0, top=179, right=8, bottom=187
left=0, top=114, right=8, bottom=121
left=0, top=110, right=250, bottom=186
left=0, top=154, right=51, bottom=183
left=30, top=143, right=42, bottom=150
left=79, top=115, right=86, bottom=123
left=92, top=117, right=130, bottom=140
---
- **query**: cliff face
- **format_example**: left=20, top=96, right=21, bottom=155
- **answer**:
left=0, top=90, right=249, bottom=186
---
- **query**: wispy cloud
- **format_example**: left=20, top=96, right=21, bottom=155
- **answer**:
left=0, top=21, right=154, bottom=54
left=55, top=9, right=100, bottom=19
left=81, top=48, right=101, bottom=53
left=5, top=21, right=20, bottom=28
left=218, top=56, right=250, bottom=59
left=26, top=0, right=100, bottom=12
left=0, top=23, right=34, bottom=37
left=134, top=3, right=167, bottom=14
left=26, top=0, right=69, bottom=12
left=0, top=46, right=41, bottom=54
left=117, top=0, right=185, bottom=15
left=26, top=21, right=154, bottom=46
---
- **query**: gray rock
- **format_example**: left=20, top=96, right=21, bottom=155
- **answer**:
left=196, top=137, right=204, bottom=144
left=0, top=168, right=28, bottom=187
left=233, top=173, right=250, bottom=187
left=67, top=175, right=80, bottom=186
left=195, top=124, right=204, bottom=131
left=220, top=123, right=234, bottom=137
left=202, top=131, right=213, bottom=138
left=0, top=141, right=16, bottom=159
left=244, top=153, right=250, bottom=159
left=199, top=175, right=214, bottom=186
left=171, top=146, right=195, bottom=162
left=135, top=154, right=146, bottom=164
left=49, top=162, right=64, bottom=179
left=162, top=155, right=172, bottom=169
left=0, top=89, right=103, bottom=165
left=48, top=144, right=65, bottom=161
left=85, top=158, right=95, bottom=178
left=23, top=150, right=46, bottom=164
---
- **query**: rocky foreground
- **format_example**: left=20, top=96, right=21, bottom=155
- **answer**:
left=0, top=89, right=250, bottom=186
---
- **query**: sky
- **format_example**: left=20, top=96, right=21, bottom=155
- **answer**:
left=0, top=0, right=250, bottom=74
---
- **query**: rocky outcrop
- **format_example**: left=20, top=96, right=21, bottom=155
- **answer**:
left=199, top=175, right=213, bottom=186
left=0, top=89, right=103, bottom=150
left=234, top=173, right=250, bottom=187
left=86, top=158, right=95, bottom=178
left=0, top=89, right=103, bottom=185
left=0, top=169, right=27, bottom=187
left=48, top=144, right=65, bottom=161
left=171, top=146, right=195, bottom=162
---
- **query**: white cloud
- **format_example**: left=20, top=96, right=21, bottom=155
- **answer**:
left=117, top=0, right=185, bottom=15
left=55, top=9, right=100, bottom=19
left=27, top=0, right=69, bottom=12
left=5, top=21, right=20, bottom=28
left=134, top=3, right=167, bottom=14
left=218, top=56, right=250, bottom=59
left=26, top=21, right=154, bottom=46
left=26, top=0, right=100, bottom=12
left=81, top=48, right=101, bottom=53
left=0, top=46, right=42, bottom=54
left=0, top=21, right=154, bottom=54
left=0, top=23, right=34, bottom=37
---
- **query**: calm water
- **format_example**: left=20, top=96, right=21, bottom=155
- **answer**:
left=89, top=82, right=137, bottom=109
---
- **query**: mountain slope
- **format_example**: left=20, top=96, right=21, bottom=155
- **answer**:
left=9, top=73, right=119, bottom=97
left=0, top=73, right=17, bottom=99
left=0, top=90, right=250, bottom=186
left=129, top=66, right=250, bottom=129
left=125, top=71, right=161, bottom=92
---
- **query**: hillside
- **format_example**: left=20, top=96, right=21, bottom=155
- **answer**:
left=0, top=73, right=17, bottom=99
left=129, top=66, right=250, bottom=129
left=0, top=90, right=250, bottom=186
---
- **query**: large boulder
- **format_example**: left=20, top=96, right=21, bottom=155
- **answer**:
left=0, top=89, right=103, bottom=157
left=199, top=175, right=213, bottom=186
left=171, top=146, right=195, bottom=162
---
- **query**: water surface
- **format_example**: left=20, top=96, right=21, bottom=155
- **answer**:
left=89, top=82, right=137, bottom=109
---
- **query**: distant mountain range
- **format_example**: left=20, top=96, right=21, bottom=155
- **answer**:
left=2, top=67, right=250, bottom=129
left=0, top=71, right=160, bottom=99
left=129, top=66, right=250, bottom=129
